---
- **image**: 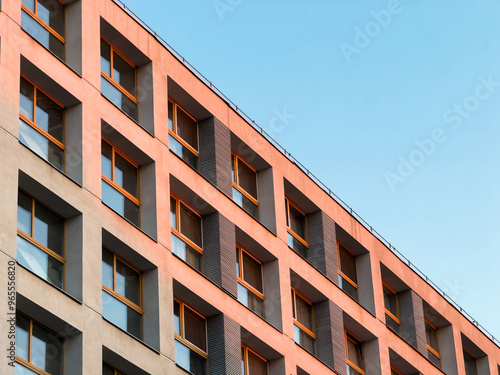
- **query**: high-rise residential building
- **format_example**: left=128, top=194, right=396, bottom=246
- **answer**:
left=0, top=0, right=499, bottom=374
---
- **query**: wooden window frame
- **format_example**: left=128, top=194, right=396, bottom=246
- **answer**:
left=100, top=38, right=138, bottom=105
left=101, top=138, right=140, bottom=207
left=170, top=194, right=203, bottom=255
left=237, top=244, right=264, bottom=301
left=168, top=98, right=199, bottom=157
left=291, top=287, right=316, bottom=341
left=174, top=298, right=208, bottom=359
left=285, top=197, right=309, bottom=248
left=345, top=329, right=365, bottom=375
left=15, top=312, right=64, bottom=375
left=19, top=75, right=66, bottom=154
left=17, top=190, right=66, bottom=276
left=390, top=365, right=404, bottom=375
left=21, top=0, right=66, bottom=44
left=241, top=345, right=268, bottom=375
left=382, top=281, right=400, bottom=326
left=102, top=247, right=144, bottom=321
left=337, top=242, right=358, bottom=290
left=232, top=153, right=259, bottom=206
left=425, top=318, right=441, bottom=361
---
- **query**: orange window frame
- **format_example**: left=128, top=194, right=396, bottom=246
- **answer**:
left=101, top=138, right=140, bottom=207
left=174, top=298, right=208, bottom=359
left=337, top=242, right=358, bottom=290
left=425, top=318, right=441, bottom=360
left=170, top=194, right=203, bottom=255
left=19, top=74, right=65, bottom=152
left=102, top=247, right=143, bottom=319
left=241, top=345, right=268, bottom=375
left=285, top=197, right=309, bottom=248
left=232, top=153, right=259, bottom=206
left=15, top=312, right=64, bottom=375
left=21, top=0, right=66, bottom=44
left=17, top=190, right=65, bottom=269
left=100, top=38, right=138, bottom=105
left=345, top=330, right=365, bottom=375
left=390, top=365, right=404, bottom=375
left=291, top=287, right=316, bottom=340
left=236, top=244, right=264, bottom=301
left=382, top=281, right=400, bottom=326
left=168, top=98, right=199, bottom=157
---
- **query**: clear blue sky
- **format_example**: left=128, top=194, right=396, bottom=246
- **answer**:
left=122, top=0, right=500, bottom=341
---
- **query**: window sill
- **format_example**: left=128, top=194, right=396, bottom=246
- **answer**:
left=16, top=262, right=82, bottom=305
left=101, top=316, right=160, bottom=354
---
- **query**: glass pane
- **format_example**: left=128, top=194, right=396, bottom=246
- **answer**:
left=102, top=180, right=140, bottom=226
left=295, top=294, right=313, bottom=331
left=340, top=276, right=359, bottom=301
left=175, top=340, right=207, bottom=375
left=114, top=152, right=137, bottom=197
left=48, top=33, right=65, bottom=60
left=173, top=300, right=181, bottom=335
left=238, top=160, right=257, bottom=199
left=428, top=349, right=441, bottom=368
left=171, top=233, right=203, bottom=272
left=116, top=259, right=140, bottom=306
left=19, top=77, right=34, bottom=120
left=289, top=204, right=306, bottom=240
left=347, top=337, right=363, bottom=370
left=179, top=202, right=202, bottom=248
left=184, top=306, right=206, bottom=352
left=36, top=89, right=63, bottom=142
left=102, top=290, right=142, bottom=339
left=101, top=140, right=113, bottom=180
left=100, top=39, right=111, bottom=76
left=168, top=100, right=174, bottom=130
left=15, top=364, right=39, bottom=375
left=15, top=314, right=30, bottom=361
left=347, top=365, right=364, bottom=375
left=170, top=197, right=177, bottom=230
left=176, top=106, right=198, bottom=150
left=383, top=285, right=398, bottom=317
left=113, top=52, right=135, bottom=97
left=19, top=119, right=64, bottom=170
left=236, top=248, right=240, bottom=277
left=339, top=245, right=357, bottom=283
left=464, top=350, right=477, bottom=375
left=294, top=325, right=315, bottom=355
left=21, top=10, right=64, bottom=60
left=32, top=322, right=63, bottom=375
left=287, top=232, right=308, bottom=259
left=169, top=134, right=199, bottom=170
left=102, top=248, right=114, bottom=289
left=38, top=0, right=65, bottom=36
left=425, top=321, right=439, bottom=352
left=248, top=350, right=267, bottom=375
left=34, top=201, right=63, bottom=256
left=238, top=283, right=264, bottom=318
left=17, top=235, right=63, bottom=288
left=386, top=313, right=400, bottom=332
left=242, top=252, right=262, bottom=292
left=17, top=191, right=33, bottom=235
left=22, top=0, right=35, bottom=12
left=233, top=187, right=259, bottom=220
left=101, top=76, right=138, bottom=121
left=102, top=364, right=115, bottom=375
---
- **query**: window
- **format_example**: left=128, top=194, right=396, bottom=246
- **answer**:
left=345, top=331, right=365, bottom=375
left=383, top=282, right=400, bottom=332
left=285, top=197, right=308, bottom=258
left=102, top=248, right=143, bottom=339
left=241, top=346, right=267, bottom=375
left=173, top=299, right=207, bottom=375
left=232, top=153, right=259, bottom=219
left=463, top=349, right=478, bottom=375
left=15, top=313, right=64, bottom=375
left=103, top=363, right=125, bottom=375
left=291, top=288, right=315, bottom=354
left=17, top=190, right=64, bottom=288
left=170, top=195, right=203, bottom=272
left=100, top=38, right=138, bottom=121
left=425, top=319, right=441, bottom=368
left=390, top=366, right=403, bottom=375
left=21, top=0, right=65, bottom=59
left=338, top=243, right=358, bottom=301
left=168, top=99, right=199, bottom=169
left=101, top=139, right=140, bottom=226
left=236, top=245, right=264, bottom=317
left=19, top=76, right=65, bottom=171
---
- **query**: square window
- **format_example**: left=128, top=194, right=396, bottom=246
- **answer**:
left=346, top=331, right=365, bottom=375
left=425, top=319, right=441, bottom=368
left=338, top=243, right=359, bottom=301
left=168, top=99, right=199, bottom=170
left=291, top=288, right=315, bottom=355
left=236, top=246, right=264, bottom=317
left=463, top=349, right=478, bottom=375
left=232, top=154, right=259, bottom=219
left=285, top=198, right=308, bottom=258
left=383, top=282, right=400, bottom=332
left=242, top=346, right=268, bottom=375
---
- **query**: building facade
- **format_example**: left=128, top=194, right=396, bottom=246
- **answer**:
left=0, top=0, right=499, bottom=374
